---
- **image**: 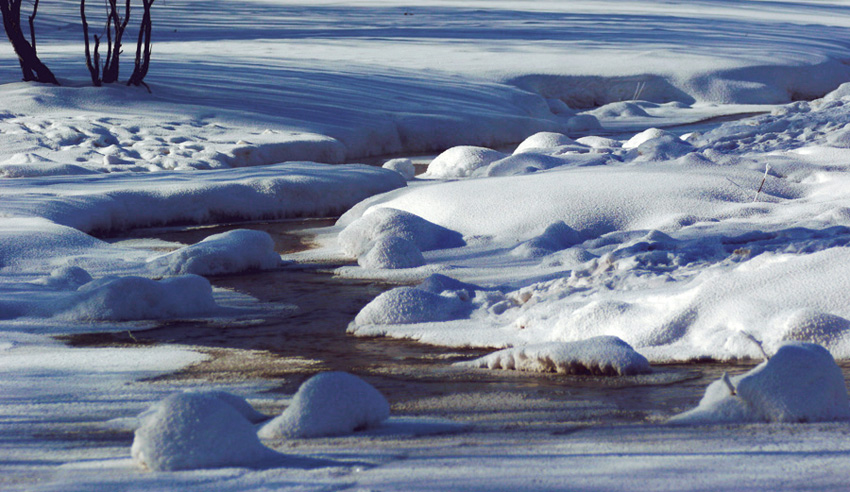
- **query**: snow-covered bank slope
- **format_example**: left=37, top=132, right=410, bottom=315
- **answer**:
left=334, top=88, right=850, bottom=362
left=4, top=0, right=850, bottom=167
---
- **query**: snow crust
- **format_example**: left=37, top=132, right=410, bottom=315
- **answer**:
left=671, top=343, right=850, bottom=424
left=132, top=391, right=280, bottom=471
left=258, top=372, right=390, bottom=439
left=148, top=229, right=282, bottom=276
left=458, top=336, right=651, bottom=376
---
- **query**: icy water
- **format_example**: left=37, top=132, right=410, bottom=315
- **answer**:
left=72, top=219, right=835, bottom=432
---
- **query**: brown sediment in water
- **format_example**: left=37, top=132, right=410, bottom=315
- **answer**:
left=69, top=219, right=850, bottom=428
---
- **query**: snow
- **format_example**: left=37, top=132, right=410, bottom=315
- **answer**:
left=132, top=391, right=281, bottom=471
left=357, top=235, right=426, bottom=269
left=382, top=158, right=416, bottom=180
left=5, top=0, right=850, bottom=489
left=147, top=229, right=282, bottom=276
left=258, top=372, right=390, bottom=439
left=671, top=342, right=850, bottom=424
left=337, top=207, right=465, bottom=258
left=458, top=336, right=651, bottom=376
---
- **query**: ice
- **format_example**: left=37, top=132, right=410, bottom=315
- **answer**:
left=458, top=336, right=651, bottom=376
left=671, top=343, right=850, bottom=423
left=258, top=372, right=390, bottom=439
left=147, top=229, right=282, bottom=276
left=132, top=392, right=280, bottom=471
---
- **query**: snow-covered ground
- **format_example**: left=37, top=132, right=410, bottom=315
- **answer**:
left=5, top=0, right=850, bottom=490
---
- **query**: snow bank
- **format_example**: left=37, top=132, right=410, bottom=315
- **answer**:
left=258, top=372, right=390, bottom=439
left=338, top=207, right=464, bottom=258
left=671, top=343, right=850, bottom=424
left=458, top=336, right=651, bottom=376
left=132, top=391, right=279, bottom=471
left=0, top=163, right=407, bottom=235
left=61, top=275, right=219, bottom=321
left=148, top=229, right=281, bottom=276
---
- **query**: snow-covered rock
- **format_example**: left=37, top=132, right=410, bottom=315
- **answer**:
left=40, top=266, right=93, bottom=290
left=258, top=372, right=390, bottom=439
left=513, top=132, right=576, bottom=154
left=670, top=342, right=850, bottom=424
left=338, top=207, right=464, bottom=257
left=358, top=235, right=426, bottom=269
left=382, top=158, right=416, bottom=180
left=148, top=229, right=281, bottom=276
left=458, top=336, right=651, bottom=376
left=132, top=392, right=279, bottom=471
left=635, top=134, right=694, bottom=161
left=60, top=275, right=219, bottom=321
left=424, top=146, right=507, bottom=179
left=623, top=128, right=671, bottom=149
left=351, top=286, right=470, bottom=326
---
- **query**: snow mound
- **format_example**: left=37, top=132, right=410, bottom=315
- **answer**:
left=780, top=309, right=850, bottom=347
left=417, top=273, right=483, bottom=300
left=358, top=235, right=426, bottom=269
left=132, top=392, right=278, bottom=471
left=202, top=391, right=269, bottom=424
left=424, top=146, right=507, bottom=179
left=458, top=336, right=651, bottom=376
left=511, top=221, right=583, bottom=258
left=40, top=266, right=93, bottom=290
left=382, top=158, right=416, bottom=180
left=258, top=372, right=390, bottom=439
left=338, top=207, right=464, bottom=257
left=477, top=152, right=607, bottom=177
left=576, top=136, right=622, bottom=149
left=351, top=286, right=470, bottom=326
left=513, top=132, right=576, bottom=154
left=635, top=134, right=694, bottom=161
left=588, top=101, right=651, bottom=118
left=148, top=229, right=281, bottom=276
left=671, top=342, right=850, bottom=424
left=623, top=128, right=672, bottom=149
left=61, top=275, right=219, bottom=321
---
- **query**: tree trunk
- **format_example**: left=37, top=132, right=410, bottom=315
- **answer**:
left=0, top=0, right=58, bottom=84
left=127, top=0, right=153, bottom=88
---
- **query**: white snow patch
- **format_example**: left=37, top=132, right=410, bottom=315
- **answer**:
left=358, top=235, right=426, bottom=269
left=338, top=207, right=464, bottom=258
left=423, top=146, right=508, bottom=179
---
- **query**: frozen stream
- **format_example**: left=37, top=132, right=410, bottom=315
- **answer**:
left=78, top=219, right=850, bottom=430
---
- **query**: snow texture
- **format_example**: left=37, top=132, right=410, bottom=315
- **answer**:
left=258, top=372, right=390, bottom=439
left=671, top=343, right=850, bottom=424
left=148, top=229, right=282, bottom=276
left=423, top=146, right=508, bottom=179
left=132, top=392, right=280, bottom=471
left=458, top=336, right=651, bottom=376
